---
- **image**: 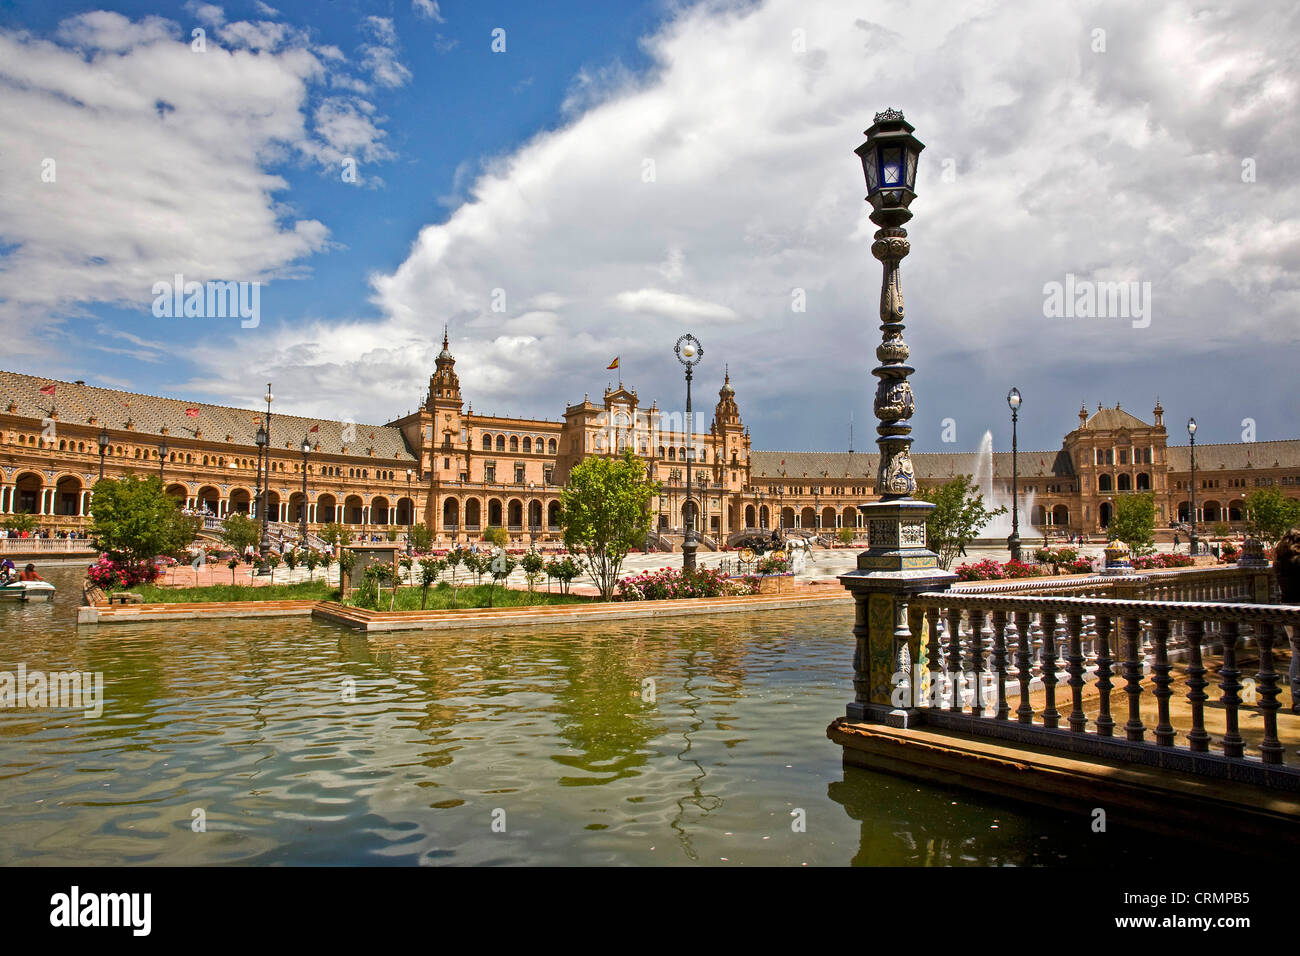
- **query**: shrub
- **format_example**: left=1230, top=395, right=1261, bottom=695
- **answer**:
left=86, top=555, right=161, bottom=591
left=616, top=567, right=758, bottom=601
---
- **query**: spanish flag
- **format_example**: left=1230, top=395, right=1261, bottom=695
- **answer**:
left=607, top=357, right=619, bottom=370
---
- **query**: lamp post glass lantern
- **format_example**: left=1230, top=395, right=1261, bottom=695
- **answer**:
left=300, top=435, right=312, bottom=546
left=1188, top=417, right=1198, bottom=556
left=675, top=333, right=703, bottom=571
left=158, top=441, right=168, bottom=482
left=98, top=427, right=110, bottom=480
left=1007, top=387, right=1022, bottom=561
left=258, top=384, right=272, bottom=551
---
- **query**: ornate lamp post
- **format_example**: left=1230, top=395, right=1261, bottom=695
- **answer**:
left=254, top=422, right=267, bottom=529
left=407, top=468, right=415, bottom=553
left=1187, top=417, right=1198, bottom=556
left=675, top=333, right=702, bottom=571
left=300, top=434, right=312, bottom=545
left=835, top=109, right=955, bottom=730
left=98, top=427, right=110, bottom=480
left=1007, top=386, right=1022, bottom=561
left=158, top=440, right=168, bottom=483
left=258, top=383, right=273, bottom=551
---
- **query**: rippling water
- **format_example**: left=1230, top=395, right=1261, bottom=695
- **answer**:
left=0, top=565, right=1214, bottom=866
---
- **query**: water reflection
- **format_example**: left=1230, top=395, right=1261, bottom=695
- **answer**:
left=1, top=565, right=1244, bottom=866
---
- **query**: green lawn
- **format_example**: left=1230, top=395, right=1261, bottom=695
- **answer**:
left=345, top=580, right=592, bottom=611
left=131, top=580, right=340, bottom=603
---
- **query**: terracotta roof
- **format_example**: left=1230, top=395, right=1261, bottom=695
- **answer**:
left=1, top=369, right=414, bottom=461
left=751, top=449, right=1073, bottom=481
left=1165, top=440, right=1300, bottom=472
left=1084, top=406, right=1154, bottom=431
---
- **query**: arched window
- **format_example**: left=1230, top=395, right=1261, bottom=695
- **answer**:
left=1117, top=474, right=1131, bottom=491
left=1098, top=474, right=1113, bottom=492
left=482, top=434, right=492, bottom=450
left=496, top=435, right=505, bottom=451
left=523, top=437, right=531, bottom=453
left=510, top=436, right=519, bottom=452
left=547, top=439, right=556, bottom=455
left=1136, top=472, right=1151, bottom=490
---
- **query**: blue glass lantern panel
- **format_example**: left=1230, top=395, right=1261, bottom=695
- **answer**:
left=881, top=147, right=904, bottom=185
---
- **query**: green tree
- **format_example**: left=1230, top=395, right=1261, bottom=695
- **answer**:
left=836, top=526, right=855, bottom=547
left=337, top=548, right=357, bottom=593
left=408, top=522, right=434, bottom=553
left=521, top=550, right=545, bottom=593
left=1110, top=491, right=1156, bottom=555
left=486, top=551, right=518, bottom=607
left=1244, top=488, right=1300, bottom=545
left=917, top=475, right=1007, bottom=570
left=559, top=450, right=658, bottom=600
left=483, top=526, right=508, bottom=549
left=417, top=556, right=446, bottom=609
left=220, top=513, right=261, bottom=556
left=2, top=513, right=39, bottom=534
left=320, top=522, right=347, bottom=551
left=89, top=474, right=199, bottom=565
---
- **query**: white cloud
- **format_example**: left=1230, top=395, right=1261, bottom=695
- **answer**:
left=412, top=0, right=445, bottom=23
left=612, top=289, right=739, bottom=322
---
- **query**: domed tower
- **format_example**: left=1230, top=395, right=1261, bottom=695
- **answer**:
left=1153, top=397, right=1164, bottom=428
left=713, top=366, right=750, bottom=493
left=424, top=326, right=466, bottom=483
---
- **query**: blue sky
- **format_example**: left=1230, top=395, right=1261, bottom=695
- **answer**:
left=2, top=0, right=1297, bottom=454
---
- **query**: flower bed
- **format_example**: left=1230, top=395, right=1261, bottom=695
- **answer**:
left=86, top=555, right=162, bottom=591
left=617, top=567, right=761, bottom=601
left=1130, top=552, right=1196, bottom=570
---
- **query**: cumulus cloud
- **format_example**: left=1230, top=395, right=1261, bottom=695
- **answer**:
left=412, top=0, right=445, bottom=23
left=0, top=10, right=398, bottom=359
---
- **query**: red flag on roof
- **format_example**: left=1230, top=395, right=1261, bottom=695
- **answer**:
left=39, top=383, right=56, bottom=396
left=185, top=407, right=199, bottom=418
left=309, top=424, right=320, bottom=433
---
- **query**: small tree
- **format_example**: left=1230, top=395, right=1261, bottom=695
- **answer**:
left=227, top=556, right=240, bottom=585
left=836, top=526, right=855, bottom=547
left=264, top=551, right=280, bottom=584
left=521, top=550, right=545, bottom=593
left=303, top=549, right=321, bottom=581
left=409, top=522, right=434, bottom=553
left=559, top=450, right=658, bottom=600
left=89, top=474, right=200, bottom=566
left=917, top=475, right=1008, bottom=570
left=1244, top=488, right=1300, bottom=545
left=417, top=556, right=446, bottom=609
left=321, top=522, right=347, bottom=552
left=1110, top=492, right=1156, bottom=555
left=483, top=526, right=509, bottom=549
left=2, top=513, right=38, bottom=535
left=220, top=513, right=261, bottom=557
left=486, top=550, right=518, bottom=607
left=337, top=549, right=357, bottom=594
left=545, top=555, right=583, bottom=595
left=283, top=548, right=299, bottom=575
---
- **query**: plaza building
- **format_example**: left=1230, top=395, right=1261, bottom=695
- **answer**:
left=3, top=337, right=1299, bottom=546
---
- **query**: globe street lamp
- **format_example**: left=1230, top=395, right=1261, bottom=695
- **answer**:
left=158, top=441, right=168, bottom=482
left=300, top=434, right=312, bottom=546
left=259, top=383, right=273, bottom=551
left=1188, top=417, right=1198, bottom=556
left=1007, top=386, right=1022, bottom=562
left=98, top=427, right=110, bottom=480
left=675, top=332, right=703, bottom=571
left=407, top=468, right=415, bottom=553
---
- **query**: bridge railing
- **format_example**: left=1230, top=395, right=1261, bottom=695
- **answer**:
left=902, top=589, right=1299, bottom=790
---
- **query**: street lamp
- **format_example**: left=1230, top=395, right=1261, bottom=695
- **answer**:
left=98, top=427, right=110, bottom=480
left=1188, top=417, right=1198, bottom=556
left=1007, top=386, right=1022, bottom=562
left=406, top=468, right=414, bottom=552
left=158, top=440, right=168, bottom=482
left=675, top=332, right=703, bottom=571
left=259, top=383, right=273, bottom=551
left=300, top=434, right=312, bottom=545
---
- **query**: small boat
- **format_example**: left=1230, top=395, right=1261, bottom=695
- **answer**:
left=0, top=580, right=56, bottom=602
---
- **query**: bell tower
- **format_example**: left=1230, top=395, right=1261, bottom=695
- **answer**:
left=424, top=327, right=466, bottom=483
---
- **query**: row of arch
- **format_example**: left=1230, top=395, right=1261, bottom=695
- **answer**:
left=1097, top=472, right=1152, bottom=492
left=440, top=497, right=560, bottom=529
left=481, top=434, right=558, bottom=455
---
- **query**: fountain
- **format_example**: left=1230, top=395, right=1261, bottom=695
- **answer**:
left=969, top=430, right=1042, bottom=548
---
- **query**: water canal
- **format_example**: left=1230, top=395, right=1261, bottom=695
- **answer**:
left=0, top=565, right=1233, bottom=866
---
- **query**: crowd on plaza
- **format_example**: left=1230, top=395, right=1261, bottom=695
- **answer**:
left=0, top=527, right=87, bottom=539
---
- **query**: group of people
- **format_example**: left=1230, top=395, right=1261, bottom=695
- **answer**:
left=0, top=559, right=42, bottom=584
left=0, top=528, right=85, bottom=539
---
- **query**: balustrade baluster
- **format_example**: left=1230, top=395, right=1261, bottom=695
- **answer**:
left=968, top=609, right=986, bottom=717
left=1151, top=618, right=1174, bottom=746
left=991, top=610, right=1009, bottom=721
left=1254, top=621, right=1284, bottom=765
left=1094, top=614, right=1115, bottom=737
left=926, top=607, right=943, bottom=709
left=1039, top=611, right=1060, bottom=728
left=1084, top=614, right=1098, bottom=664
left=946, top=608, right=964, bottom=713
left=1219, top=620, right=1244, bottom=759
left=1015, top=611, right=1034, bottom=724
left=1066, top=613, right=1086, bottom=733
left=1029, top=614, right=1044, bottom=678
left=1121, top=615, right=1146, bottom=742
left=1184, top=618, right=1209, bottom=752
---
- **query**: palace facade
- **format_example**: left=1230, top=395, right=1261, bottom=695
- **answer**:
left=3, top=336, right=1298, bottom=547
